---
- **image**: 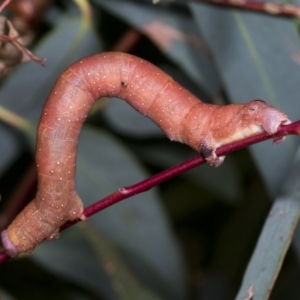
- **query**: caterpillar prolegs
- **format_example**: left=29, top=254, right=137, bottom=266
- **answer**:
left=1, top=52, right=291, bottom=257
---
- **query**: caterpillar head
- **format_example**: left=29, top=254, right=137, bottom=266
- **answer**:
left=241, top=99, right=291, bottom=143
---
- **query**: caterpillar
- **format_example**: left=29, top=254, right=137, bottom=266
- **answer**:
left=1, top=52, right=291, bottom=257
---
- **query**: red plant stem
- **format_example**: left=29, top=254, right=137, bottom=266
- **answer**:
left=65, top=120, right=300, bottom=227
left=0, top=250, right=8, bottom=263
left=0, top=120, right=299, bottom=263
left=192, top=0, right=300, bottom=18
left=0, top=0, right=10, bottom=12
left=111, top=29, right=142, bottom=52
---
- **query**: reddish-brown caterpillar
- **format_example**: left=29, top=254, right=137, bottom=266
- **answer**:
left=1, top=52, right=291, bottom=257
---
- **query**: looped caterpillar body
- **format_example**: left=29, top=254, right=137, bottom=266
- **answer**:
left=0, top=52, right=291, bottom=257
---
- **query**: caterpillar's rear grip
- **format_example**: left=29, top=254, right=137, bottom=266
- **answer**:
left=1, top=52, right=291, bottom=257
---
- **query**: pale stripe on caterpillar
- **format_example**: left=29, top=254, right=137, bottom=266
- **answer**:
left=1, top=52, right=291, bottom=257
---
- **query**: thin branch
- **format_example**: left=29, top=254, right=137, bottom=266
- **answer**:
left=70, top=120, right=300, bottom=223
left=0, top=120, right=299, bottom=263
left=0, top=0, right=10, bottom=13
left=111, top=29, right=142, bottom=52
left=0, top=105, right=32, bottom=131
left=190, top=0, right=300, bottom=19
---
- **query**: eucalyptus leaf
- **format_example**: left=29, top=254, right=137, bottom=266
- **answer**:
left=32, top=226, right=118, bottom=300
left=94, top=0, right=221, bottom=97
left=133, top=142, right=243, bottom=202
left=103, top=98, right=164, bottom=138
left=190, top=3, right=300, bottom=196
left=0, top=10, right=102, bottom=175
left=76, top=126, right=187, bottom=300
left=31, top=126, right=187, bottom=300
left=236, top=146, right=300, bottom=299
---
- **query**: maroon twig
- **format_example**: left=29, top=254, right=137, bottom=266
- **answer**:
left=0, top=0, right=10, bottom=13
left=0, top=34, right=45, bottom=64
left=191, top=0, right=300, bottom=18
left=111, top=29, right=142, bottom=52
left=0, top=249, right=8, bottom=262
left=0, top=120, right=299, bottom=263
left=71, top=120, right=300, bottom=223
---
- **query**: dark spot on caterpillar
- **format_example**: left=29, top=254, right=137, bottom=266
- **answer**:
left=199, top=145, right=213, bottom=159
left=1, top=52, right=291, bottom=257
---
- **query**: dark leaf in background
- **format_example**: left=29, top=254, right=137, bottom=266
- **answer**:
left=1, top=1, right=300, bottom=299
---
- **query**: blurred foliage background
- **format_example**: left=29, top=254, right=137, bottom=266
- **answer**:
left=0, top=0, right=300, bottom=299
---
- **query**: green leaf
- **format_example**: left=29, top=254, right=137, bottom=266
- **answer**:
left=95, top=0, right=221, bottom=96
left=83, top=223, right=164, bottom=300
left=190, top=4, right=299, bottom=196
left=236, top=149, right=300, bottom=299
left=32, top=226, right=118, bottom=299
left=133, top=142, right=243, bottom=202
left=103, top=98, right=164, bottom=138
left=32, top=126, right=187, bottom=300
left=0, top=8, right=102, bottom=172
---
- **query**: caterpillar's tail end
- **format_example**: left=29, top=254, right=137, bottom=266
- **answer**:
left=1, top=230, right=18, bottom=257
